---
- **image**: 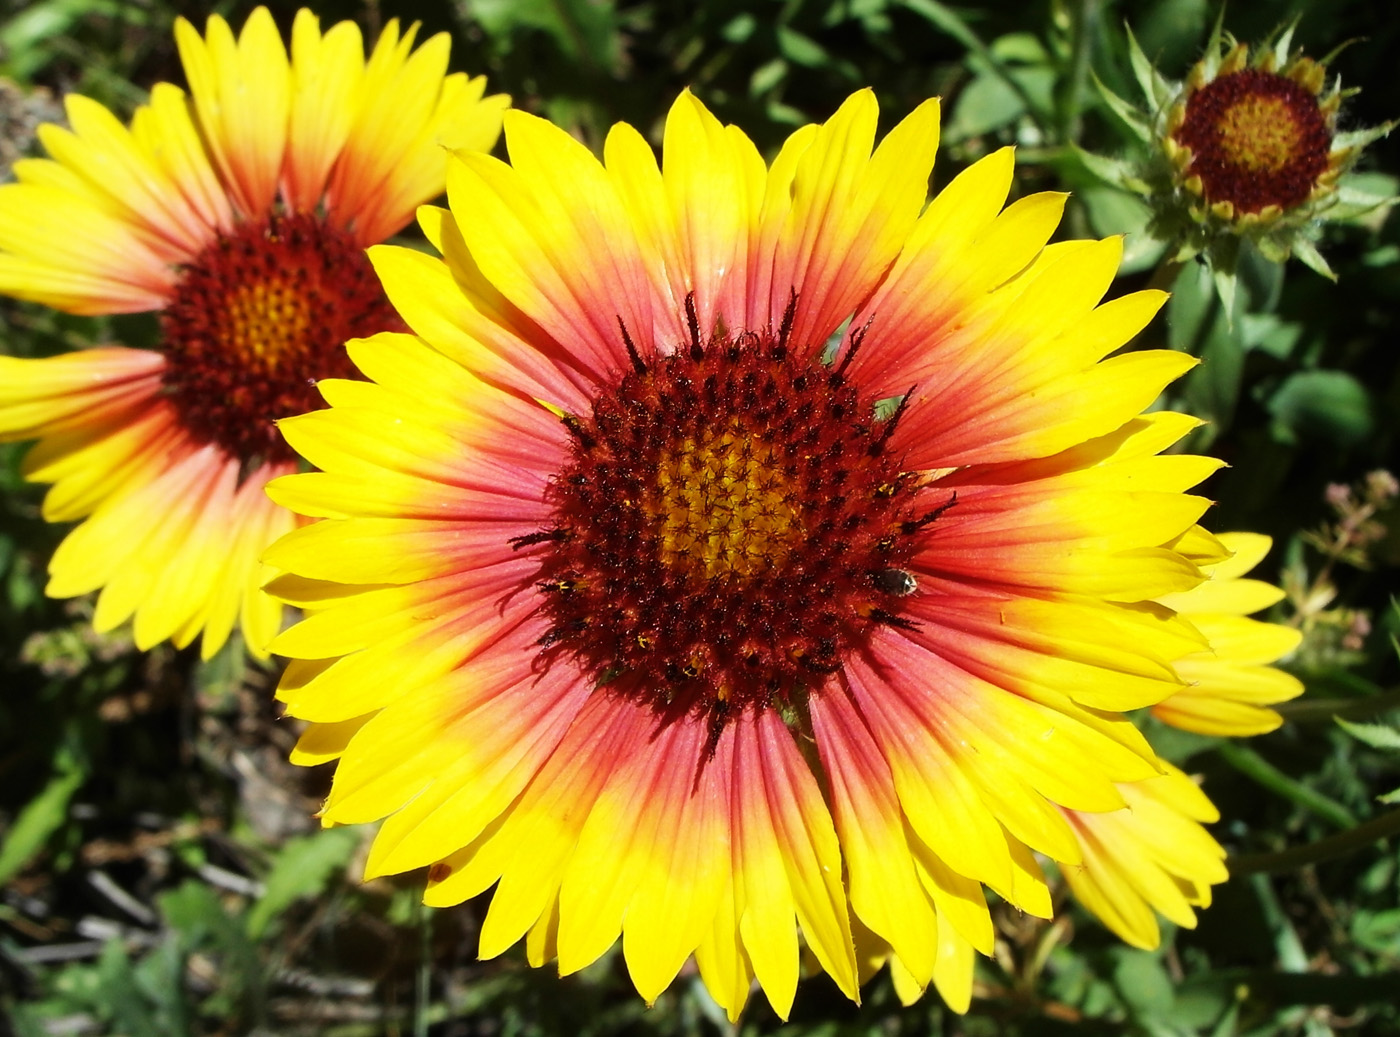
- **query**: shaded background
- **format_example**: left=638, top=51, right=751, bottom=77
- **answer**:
left=2, top=0, right=1398, bottom=1033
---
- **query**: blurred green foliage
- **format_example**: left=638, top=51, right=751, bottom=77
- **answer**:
left=2, top=0, right=1399, bottom=1034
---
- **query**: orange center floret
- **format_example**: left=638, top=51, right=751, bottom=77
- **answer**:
left=161, top=213, right=403, bottom=464
left=653, top=420, right=805, bottom=582
left=1215, top=94, right=1299, bottom=172
left=221, top=279, right=315, bottom=368
left=1173, top=68, right=1331, bottom=214
left=523, top=328, right=952, bottom=721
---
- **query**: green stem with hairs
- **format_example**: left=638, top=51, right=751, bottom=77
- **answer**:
left=1273, top=686, right=1400, bottom=723
left=1230, top=808, right=1400, bottom=875
left=899, top=0, right=1049, bottom=136
left=1058, top=0, right=1101, bottom=144
left=1216, top=742, right=1357, bottom=829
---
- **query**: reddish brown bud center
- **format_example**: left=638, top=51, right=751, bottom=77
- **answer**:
left=161, top=213, right=402, bottom=465
left=525, top=330, right=947, bottom=722
left=1174, top=68, right=1331, bottom=214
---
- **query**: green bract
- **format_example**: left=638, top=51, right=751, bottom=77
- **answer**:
left=1087, top=17, right=1395, bottom=311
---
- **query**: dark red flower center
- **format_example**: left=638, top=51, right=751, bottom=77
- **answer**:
left=161, top=212, right=403, bottom=465
left=1173, top=68, right=1331, bottom=214
left=524, top=319, right=950, bottom=727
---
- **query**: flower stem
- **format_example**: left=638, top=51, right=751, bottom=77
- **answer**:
left=1273, top=686, right=1400, bottom=723
left=1230, top=808, right=1400, bottom=875
left=901, top=0, right=1048, bottom=135
left=1216, top=742, right=1357, bottom=828
left=1058, top=0, right=1101, bottom=143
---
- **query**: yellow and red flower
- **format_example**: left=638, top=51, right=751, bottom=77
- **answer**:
left=1061, top=763, right=1228, bottom=951
left=1155, top=531, right=1303, bottom=735
left=265, top=89, right=1253, bottom=1016
left=1055, top=529, right=1299, bottom=949
left=0, top=7, right=507, bottom=658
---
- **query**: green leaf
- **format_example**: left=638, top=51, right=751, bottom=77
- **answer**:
left=1211, top=262, right=1238, bottom=324
left=1170, top=971, right=1237, bottom=1031
left=0, top=0, right=133, bottom=80
left=897, top=0, right=983, bottom=52
left=245, top=826, right=359, bottom=938
left=765, top=98, right=808, bottom=127
left=1267, top=370, right=1373, bottom=448
left=1120, top=231, right=1168, bottom=275
left=1333, top=120, right=1396, bottom=152
left=1335, top=716, right=1400, bottom=751
left=158, top=880, right=262, bottom=1020
left=466, top=0, right=621, bottom=70
left=1008, top=66, right=1056, bottom=123
left=1290, top=237, right=1337, bottom=282
left=1327, top=188, right=1398, bottom=224
left=1091, top=70, right=1152, bottom=142
left=899, top=0, right=1049, bottom=126
left=1272, top=18, right=1298, bottom=64
left=994, top=32, right=1047, bottom=62
left=949, top=71, right=1025, bottom=139
left=1078, top=186, right=1162, bottom=274
left=132, top=937, right=191, bottom=1037
left=1240, top=313, right=1303, bottom=362
left=1079, top=185, right=1151, bottom=236
left=720, top=12, right=755, bottom=43
left=749, top=57, right=787, bottom=97
left=0, top=746, right=86, bottom=886
left=95, top=940, right=159, bottom=1037
left=159, top=880, right=238, bottom=947
left=1351, top=908, right=1400, bottom=955
left=1341, top=171, right=1399, bottom=200
left=1164, top=260, right=1251, bottom=441
left=775, top=26, right=827, bottom=67
left=1124, top=21, right=1176, bottom=110
left=1072, top=144, right=1139, bottom=187
left=1165, top=260, right=1215, bottom=352
left=1113, top=948, right=1176, bottom=1017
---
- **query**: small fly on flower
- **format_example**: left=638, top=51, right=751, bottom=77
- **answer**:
left=871, top=567, right=918, bottom=596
